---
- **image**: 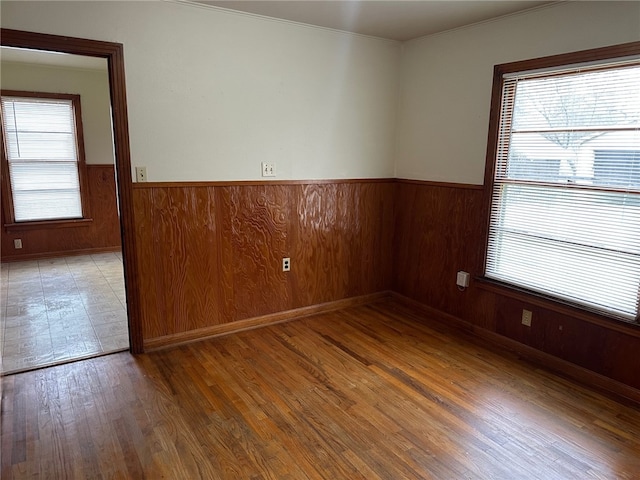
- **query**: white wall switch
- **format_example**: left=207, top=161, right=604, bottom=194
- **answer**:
left=262, top=162, right=276, bottom=177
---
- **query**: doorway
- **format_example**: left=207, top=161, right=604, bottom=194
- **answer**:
left=0, top=29, right=142, bottom=375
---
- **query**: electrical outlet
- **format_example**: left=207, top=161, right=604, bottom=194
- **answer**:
left=262, top=162, right=276, bottom=177
left=282, top=257, right=290, bottom=272
left=14, top=238, right=22, bottom=249
left=456, top=271, right=470, bottom=288
left=522, top=309, right=532, bottom=327
left=135, top=166, right=147, bottom=182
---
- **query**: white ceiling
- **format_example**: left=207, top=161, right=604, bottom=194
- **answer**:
left=194, top=0, right=554, bottom=41
left=0, top=1, right=555, bottom=68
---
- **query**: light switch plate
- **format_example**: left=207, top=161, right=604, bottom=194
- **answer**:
left=262, top=162, right=276, bottom=177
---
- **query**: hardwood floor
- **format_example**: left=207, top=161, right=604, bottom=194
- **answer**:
left=2, top=300, right=639, bottom=479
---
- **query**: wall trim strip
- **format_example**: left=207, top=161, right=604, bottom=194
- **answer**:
left=144, top=291, right=391, bottom=351
left=132, top=178, right=486, bottom=189
left=132, top=178, right=396, bottom=188
left=394, top=178, right=485, bottom=190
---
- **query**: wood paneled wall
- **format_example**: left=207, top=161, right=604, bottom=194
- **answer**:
left=392, top=180, right=640, bottom=391
left=132, top=181, right=394, bottom=343
left=1, top=164, right=121, bottom=261
left=17, top=172, right=630, bottom=393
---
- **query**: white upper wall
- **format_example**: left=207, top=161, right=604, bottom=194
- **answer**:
left=1, top=1, right=400, bottom=182
left=1, top=62, right=115, bottom=165
left=395, top=1, right=640, bottom=185
left=4, top=2, right=639, bottom=185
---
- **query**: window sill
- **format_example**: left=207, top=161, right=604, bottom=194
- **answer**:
left=476, top=277, right=640, bottom=338
left=4, top=218, right=94, bottom=232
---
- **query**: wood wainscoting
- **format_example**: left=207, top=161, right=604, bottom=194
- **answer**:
left=0, top=164, right=122, bottom=261
left=392, top=179, right=640, bottom=394
left=132, top=180, right=395, bottom=346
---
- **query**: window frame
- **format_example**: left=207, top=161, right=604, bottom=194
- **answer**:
left=1, top=89, right=92, bottom=230
left=481, top=41, right=640, bottom=325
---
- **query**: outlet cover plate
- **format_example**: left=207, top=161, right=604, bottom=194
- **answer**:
left=135, top=166, right=147, bottom=182
left=456, top=271, right=470, bottom=288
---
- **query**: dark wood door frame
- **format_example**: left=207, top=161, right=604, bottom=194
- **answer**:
left=1, top=28, right=143, bottom=354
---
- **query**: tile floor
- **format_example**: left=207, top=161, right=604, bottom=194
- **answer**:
left=0, top=252, right=129, bottom=375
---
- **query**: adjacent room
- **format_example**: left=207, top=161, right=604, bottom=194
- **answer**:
left=0, top=47, right=129, bottom=374
left=1, top=1, right=639, bottom=478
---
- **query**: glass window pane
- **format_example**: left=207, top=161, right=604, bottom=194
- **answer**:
left=488, top=61, right=640, bottom=321
left=3, top=99, right=74, bottom=133
left=507, top=130, right=640, bottom=188
left=13, top=189, right=82, bottom=222
left=513, top=67, right=640, bottom=131
left=1, top=95, right=83, bottom=222
left=6, top=131, right=77, bottom=161
left=9, top=162, right=80, bottom=191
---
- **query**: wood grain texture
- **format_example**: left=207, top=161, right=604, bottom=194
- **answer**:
left=1, top=165, right=121, bottom=261
left=133, top=181, right=394, bottom=342
left=3, top=301, right=640, bottom=479
left=133, top=186, right=221, bottom=339
left=290, top=183, right=394, bottom=308
left=392, top=180, right=640, bottom=392
left=230, top=185, right=292, bottom=319
left=393, top=181, right=485, bottom=319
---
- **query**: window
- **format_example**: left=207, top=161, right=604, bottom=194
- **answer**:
left=1, top=91, right=89, bottom=224
left=484, top=44, right=640, bottom=323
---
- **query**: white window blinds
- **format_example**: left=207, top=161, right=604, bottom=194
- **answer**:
left=1, top=96, right=83, bottom=222
left=486, top=61, right=640, bottom=322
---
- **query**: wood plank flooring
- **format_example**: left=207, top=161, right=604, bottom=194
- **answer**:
left=2, top=300, right=640, bottom=479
